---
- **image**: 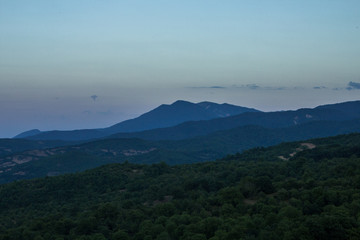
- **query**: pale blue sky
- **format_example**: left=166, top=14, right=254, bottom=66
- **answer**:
left=1, top=0, right=360, bottom=137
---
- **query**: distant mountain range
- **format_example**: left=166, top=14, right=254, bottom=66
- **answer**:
left=13, top=129, right=42, bottom=138
left=108, top=100, right=360, bottom=140
left=2, top=118, right=360, bottom=183
left=16, top=100, right=360, bottom=142
left=16, top=100, right=259, bottom=141
left=2, top=100, right=360, bottom=184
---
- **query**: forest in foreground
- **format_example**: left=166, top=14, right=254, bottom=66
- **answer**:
left=0, top=133, right=359, bottom=240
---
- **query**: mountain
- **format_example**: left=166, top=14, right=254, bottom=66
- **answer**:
left=21, top=100, right=259, bottom=141
left=160, top=118, right=360, bottom=157
left=21, top=100, right=360, bottom=142
left=13, top=129, right=41, bottom=138
left=2, top=100, right=360, bottom=184
left=0, top=138, right=77, bottom=158
left=107, top=100, right=260, bottom=133
left=108, top=100, right=360, bottom=140
left=315, top=100, right=360, bottom=113
left=0, top=133, right=359, bottom=239
left=2, top=118, right=360, bottom=183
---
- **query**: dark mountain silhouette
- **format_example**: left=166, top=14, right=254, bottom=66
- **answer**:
left=13, top=129, right=41, bottom=138
left=315, top=100, right=360, bottom=113
left=106, top=100, right=260, bottom=133
left=108, top=100, right=360, bottom=141
left=19, top=100, right=259, bottom=141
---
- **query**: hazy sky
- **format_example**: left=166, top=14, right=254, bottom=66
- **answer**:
left=1, top=0, right=360, bottom=138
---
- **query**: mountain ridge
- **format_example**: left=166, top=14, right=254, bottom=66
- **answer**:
left=19, top=100, right=259, bottom=141
left=108, top=100, right=360, bottom=141
left=2, top=118, right=360, bottom=183
left=20, top=100, right=360, bottom=142
left=13, top=129, right=41, bottom=139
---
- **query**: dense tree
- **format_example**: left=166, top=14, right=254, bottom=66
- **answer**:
left=0, top=133, right=360, bottom=239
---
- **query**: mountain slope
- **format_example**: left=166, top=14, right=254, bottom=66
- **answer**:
left=0, top=138, right=77, bottom=157
left=0, top=133, right=359, bottom=239
left=22, top=100, right=259, bottom=141
left=107, top=100, right=259, bottom=133
left=109, top=100, right=360, bottom=141
left=13, top=129, right=41, bottom=138
left=2, top=118, right=360, bottom=183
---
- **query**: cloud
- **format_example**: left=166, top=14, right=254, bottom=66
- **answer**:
left=187, top=86, right=226, bottom=89
left=347, top=81, right=360, bottom=90
left=209, top=86, right=226, bottom=89
left=313, top=86, right=327, bottom=90
left=231, top=84, right=261, bottom=90
left=188, top=84, right=301, bottom=91
left=234, top=84, right=288, bottom=91
left=245, top=84, right=260, bottom=90
left=91, top=95, right=98, bottom=101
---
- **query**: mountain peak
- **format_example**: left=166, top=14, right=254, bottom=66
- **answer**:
left=171, top=100, right=193, bottom=106
left=197, top=101, right=260, bottom=117
left=21, top=101, right=260, bottom=141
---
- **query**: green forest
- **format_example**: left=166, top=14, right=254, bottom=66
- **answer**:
left=0, top=133, right=360, bottom=240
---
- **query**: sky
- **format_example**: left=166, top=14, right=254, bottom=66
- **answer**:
left=1, top=0, right=360, bottom=138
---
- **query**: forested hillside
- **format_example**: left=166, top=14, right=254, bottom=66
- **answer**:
left=0, top=133, right=359, bottom=239
left=2, top=119, right=360, bottom=184
left=0, top=139, right=77, bottom=157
